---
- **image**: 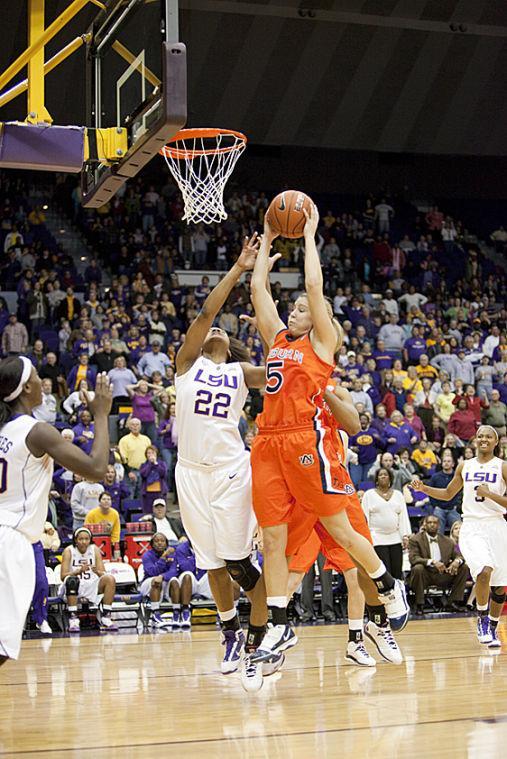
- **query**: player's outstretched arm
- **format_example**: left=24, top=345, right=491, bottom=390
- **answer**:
left=26, top=373, right=112, bottom=481
left=250, top=222, right=285, bottom=348
left=324, top=384, right=361, bottom=435
left=411, top=462, right=464, bottom=501
left=176, top=234, right=260, bottom=375
left=302, top=205, right=338, bottom=364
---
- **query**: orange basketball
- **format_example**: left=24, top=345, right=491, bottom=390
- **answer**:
left=265, top=190, right=313, bottom=239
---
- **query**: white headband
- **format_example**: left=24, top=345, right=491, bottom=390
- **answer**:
left=4, top=357, right=33, bottom=402
left=477, top=425, right=499, bottom=442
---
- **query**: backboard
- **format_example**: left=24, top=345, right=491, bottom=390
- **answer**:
left=81, top=0, right=186, bottom=207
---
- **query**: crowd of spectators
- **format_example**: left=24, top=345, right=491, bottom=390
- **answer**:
left=1, top=170, right=507, bottom=623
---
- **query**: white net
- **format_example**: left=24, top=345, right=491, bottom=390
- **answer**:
left=161, top=130, right=247, bottom=225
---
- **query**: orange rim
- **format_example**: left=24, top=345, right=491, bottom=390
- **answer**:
left=160, top=128, right=247, bottom=159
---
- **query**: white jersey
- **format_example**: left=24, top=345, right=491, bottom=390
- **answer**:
left=175, top=356, right=249, bottom=467
left=0, top=414, right=53, bottom=542
left=68, top=544, right=96, bottom=578
left=461, top=456, right=506, bottom=519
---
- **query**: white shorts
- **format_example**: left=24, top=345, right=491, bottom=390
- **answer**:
left=58, top=574, right=108, bottom=605
left=176, top=571, right=213, bottom=599
left=0, top=526, right=35, bottom=660
left=176, top=455, right=256, bottom=570
left=460, top=517, right=507, bottom=585
left=139, top=576, right=169, bottom=598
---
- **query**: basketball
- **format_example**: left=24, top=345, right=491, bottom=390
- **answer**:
left=266, top=190, right=313, bottom=239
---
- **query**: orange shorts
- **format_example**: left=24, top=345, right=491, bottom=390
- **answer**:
left=287, top=491, right=373, bottom=575
left=251, top=425, right=355, bottom=528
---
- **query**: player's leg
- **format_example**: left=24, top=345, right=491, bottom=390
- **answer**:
left=177, top=463, right=245, bottom=670
left=97, top=574, right=117, bottom=630
left=32, top=542, right=52, bottom=634
left=343, top=568, right=375, bottom=667
left=488, top=586, right=505, bottom=648
left=168, top=577, right=182, bottom=628
left=180, top=573, right=193, bottom=629
left=63, top=575, right=81, bottom=633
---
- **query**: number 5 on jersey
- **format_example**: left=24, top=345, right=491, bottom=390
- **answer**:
left=266, top=360, right=284, bottom=394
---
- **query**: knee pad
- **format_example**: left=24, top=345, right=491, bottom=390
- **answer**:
left=490, top=587, right=506, bottom=605
left=64, top=575, right=80, bottom=595
left=225, top=557, right=260, bottom=592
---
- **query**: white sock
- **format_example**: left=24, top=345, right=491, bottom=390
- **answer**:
left=490, top=615, right=500, bottom=623
left=68, top=605, right=77, bottom=615
left=218, top=607, right=237, bottom=622
left=477, top=603, right=489, bottom=612
left=267, top=596, right=287, bottom=608
left=348, top=618, right=364, bottom=631
left=151, top=601, right=160, bottom=611
left=368, top=562, right=387, bottom=580
left=173, top=604, right=181, bottom=610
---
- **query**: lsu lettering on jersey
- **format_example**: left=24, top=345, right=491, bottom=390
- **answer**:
left=175, top=356, right=249, bottom=466
left=68, top=544, right=96, bottom=577
left=257, top=330, right=333, bottom=429
left=0, top=415, right=53, bottom=542
left=461, top=456, right=506, bottom=519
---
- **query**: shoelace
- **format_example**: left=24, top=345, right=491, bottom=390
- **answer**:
left=244, top=657, right=259, bottom=677
left=355, top=642, right=369, bottom=656
left=380, top=627, right=397, bottom=649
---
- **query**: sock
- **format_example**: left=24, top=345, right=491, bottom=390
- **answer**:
left=368, top=563, right=395, bottom=593
left=102, top=604, right=112, bottom=617
left=348, top=619, right=364, bottom=643
left=490, top=616, right=500, bottom=630
left=68, top=605, right=78, bottom=616
left=173, top=604, right=181, bottom=611
left=182, top=604, right=190, bottom=612
left=366, top=603, right=387, bottom=627
left=151, top=601, right=160, bottom=612
left=218, top=608, right=240, bottom=632
left=267, top=596, right=288, bottom=626
left=246, top=624, right=266, bottom=653
left=477, top=603, right=489, bottom=618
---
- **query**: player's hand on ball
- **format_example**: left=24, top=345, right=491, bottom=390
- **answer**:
left=303, top=203, right=319, bottom=237
left=237, top=232, right=260, bottom=271
left=476, top=484, right=490, bottom=498
left=86, top=372, right=113, bottom=417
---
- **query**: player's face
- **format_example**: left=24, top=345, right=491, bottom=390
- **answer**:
left=203, top=327, right=230, bottom=356
left=76, top=532, right=91, bottom=553
left=288, top=298, right=313, bottom=337
left=476, top=427, right=496, bottom=454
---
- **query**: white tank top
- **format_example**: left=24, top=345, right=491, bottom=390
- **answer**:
left=68, top=544, right=96, bottom=580
left=175, top=356, right=249, bottom=467
left=461, top=456, right=506, bottom=519
left=0, top=414, right=54, bottom=542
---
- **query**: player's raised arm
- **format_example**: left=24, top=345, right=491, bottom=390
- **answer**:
left=250, top=221, right=285, bottom=349
left=412, top=462, right=465, bottom=501
left=324, top=384, right=361, bottom=435
left=302, top=204, right=340, bottom=364
left=176, top=234, right=260, bottom=375
left=27, top=372, right=112, bottom=481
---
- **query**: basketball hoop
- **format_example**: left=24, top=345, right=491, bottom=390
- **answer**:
left=160, top=128, right=247, bottom=225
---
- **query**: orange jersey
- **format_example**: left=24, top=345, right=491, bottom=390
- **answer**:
left=256, top=329, right=334, bottom=430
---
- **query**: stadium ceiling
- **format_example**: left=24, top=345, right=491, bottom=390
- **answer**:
left=1, top=1, right=507, bottom=156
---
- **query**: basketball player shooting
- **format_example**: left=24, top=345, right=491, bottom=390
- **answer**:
left=412, top=425, right=507, bottom=648
left=0, top=357, right=112, bottom=665
left=249, top=200, right=409, bottom=662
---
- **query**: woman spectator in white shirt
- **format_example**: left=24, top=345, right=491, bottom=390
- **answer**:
left=361, top=467, right=412, bottom=580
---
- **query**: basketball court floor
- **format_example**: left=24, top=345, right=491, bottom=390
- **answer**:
left=1, top=618, right=506, bottom=758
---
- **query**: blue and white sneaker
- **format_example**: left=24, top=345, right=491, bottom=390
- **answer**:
left=379, top=579, right=410, bottom=632
left=172, top=609, right=182, bottom=630
left=181, top=608, right=191, bottom=629
left=488, top=626, right=501, bottom=649
left=220, top=629, right=245, bottom=673
left=477, top=615, right=493, bottom=644
left=150, top=611, right=171, bottom=630
left=250, top=625, right=298, bottom=663
left=477, top=616, right=493, bottom=644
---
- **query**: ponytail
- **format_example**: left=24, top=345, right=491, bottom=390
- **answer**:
left=0, top=356, right=25, bottom=430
